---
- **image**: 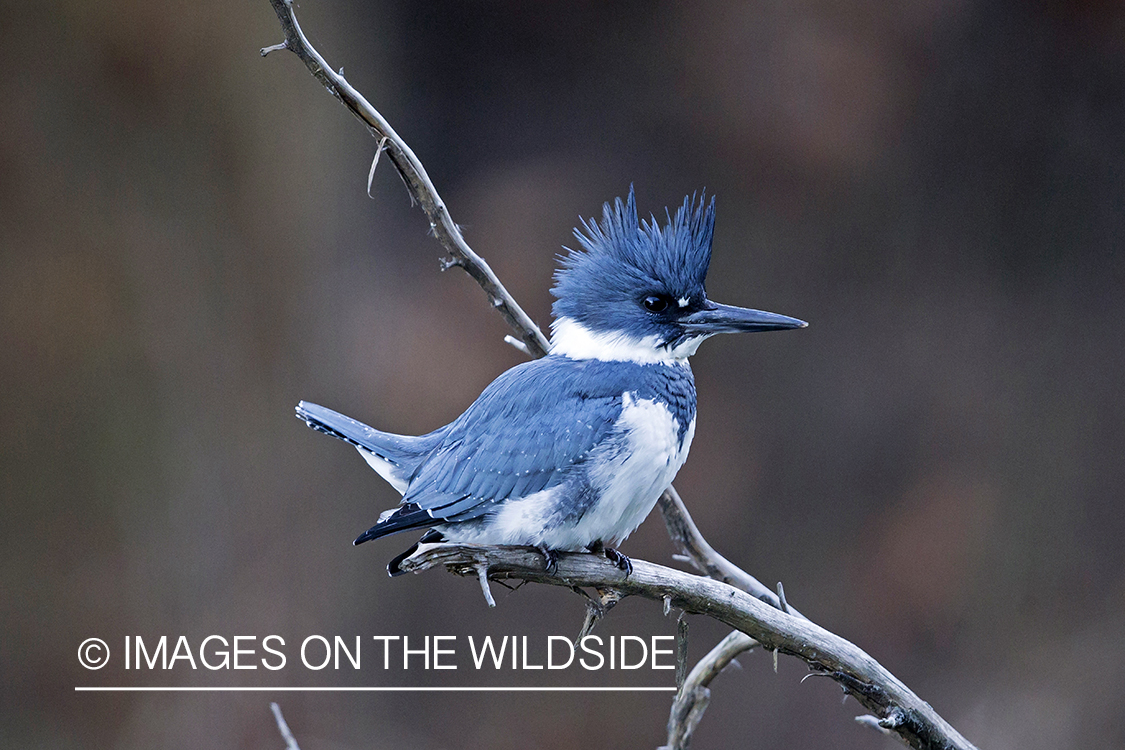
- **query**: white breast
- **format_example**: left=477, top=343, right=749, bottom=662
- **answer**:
left=557, top=391, right=695, bottom=548
left=440, top=391, right=695, bottom=551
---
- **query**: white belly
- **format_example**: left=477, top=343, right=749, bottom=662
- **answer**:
left=468, top=392, right=695, bottom=550
left=571, top=392, right=695, bottom=547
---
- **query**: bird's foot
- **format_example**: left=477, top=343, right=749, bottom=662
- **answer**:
left=603, top=547, right=632, bottom=577
left=536, top=545, right=560, bottom=575
left=587, top=542, right=631, bottom=576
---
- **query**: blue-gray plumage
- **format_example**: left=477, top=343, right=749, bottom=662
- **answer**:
left=297, top=189, right=806, bottom=576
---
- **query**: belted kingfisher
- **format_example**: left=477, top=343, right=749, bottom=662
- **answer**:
left=297, top=189, right=805, bottom=576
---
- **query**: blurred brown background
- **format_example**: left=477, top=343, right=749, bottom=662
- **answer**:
left=3, top=0, right=1124, bottom=747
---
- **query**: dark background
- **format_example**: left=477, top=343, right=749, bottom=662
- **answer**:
left=4, top=0, right=1124, bottom=747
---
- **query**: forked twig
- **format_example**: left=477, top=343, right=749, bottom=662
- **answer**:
left=661, top=630, right=758, bottom=750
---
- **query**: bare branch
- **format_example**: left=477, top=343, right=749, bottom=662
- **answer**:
left=269, top=702, right=302, bottom=750
left=662, top=630, right=759, bottom=750
left=397, top=543, right=978, bottom=750
left=658, top=487, right=804, bottom=619
left=263, top=0, right=550, bottom=358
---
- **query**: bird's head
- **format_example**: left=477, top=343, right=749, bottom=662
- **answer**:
left=549, top=189, right=806, bottom=363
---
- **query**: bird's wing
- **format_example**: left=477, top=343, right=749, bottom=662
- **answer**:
left=360, top=357, right=632, bottom=540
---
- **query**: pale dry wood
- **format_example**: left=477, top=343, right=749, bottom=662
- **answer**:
left=270, top=702, right=302, bottom=750
left=396, top=544, right=978, bottom=750
left=660, top=630, right=759, bottom=750
left=658, top=487, right=804, bottom=619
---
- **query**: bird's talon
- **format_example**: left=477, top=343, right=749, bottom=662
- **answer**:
left=604, top=547, right=632, bottom=576
left=537, top=545, right=560, bottom=575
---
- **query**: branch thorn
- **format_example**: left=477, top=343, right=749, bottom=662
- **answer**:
left=577, top=587, right=622, bottom=640
left=367, top=137, right=389, bottom=198
left=503, top=335, right=531, bottom=356
left=855, top=713, right=898, bottom=736
left=474, top=560, right=496, bottom=608
left=578, top=598, right=602, bottom=640
left=801, top=670, right=827, bottom=683
left=776, top=581, right=790, bottom=614
left=879, top=707, right=906, bottom=729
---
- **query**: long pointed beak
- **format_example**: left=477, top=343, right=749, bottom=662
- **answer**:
left=681, top=300, right=807, bottom=335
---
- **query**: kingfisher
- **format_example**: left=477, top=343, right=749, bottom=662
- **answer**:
left=297, top=189, right=805, bottom=576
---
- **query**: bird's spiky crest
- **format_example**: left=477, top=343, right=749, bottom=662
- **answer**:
left=551, top=188, right=716, bottom=333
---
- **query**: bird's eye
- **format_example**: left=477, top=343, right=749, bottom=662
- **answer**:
left=642, top=295, right=670, bottom=313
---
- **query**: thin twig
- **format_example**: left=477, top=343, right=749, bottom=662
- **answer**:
left=262, top=0, right=550, bottom=358
left=270, top=702, right=302, bottom=750
left=674, top=613, right=689, bottom=692
left=659, top=487, right=804, bottom=619
left=663, top=630, right=758, bottom=750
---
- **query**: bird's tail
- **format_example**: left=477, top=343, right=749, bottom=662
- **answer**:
left=295, top=401, right=441, bottom=492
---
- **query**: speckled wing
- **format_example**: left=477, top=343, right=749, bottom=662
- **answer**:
left=364, top=356, right=630, bottom=538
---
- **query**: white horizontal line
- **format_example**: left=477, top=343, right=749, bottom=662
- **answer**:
left=75, top=686, right=676, bottom=692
